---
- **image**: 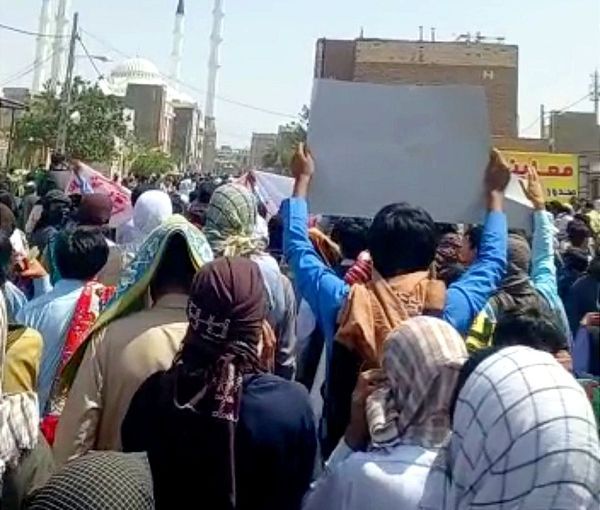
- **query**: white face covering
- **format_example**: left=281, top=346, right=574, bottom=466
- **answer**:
left=133, top=190, right=173, bottom=237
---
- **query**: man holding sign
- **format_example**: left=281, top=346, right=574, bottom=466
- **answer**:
left=282, top=143, right=510, bottom=455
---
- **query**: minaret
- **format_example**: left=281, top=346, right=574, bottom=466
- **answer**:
left=169, top=0, right=185, bottom=86
left=32, top=0, right=54, bottom=93
left=49, top=0, right=71, bottom=93
left=202, top=0, right=224, bottom=174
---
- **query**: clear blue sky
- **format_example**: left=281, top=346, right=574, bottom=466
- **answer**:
left=1, top=0, right=599, bottom=147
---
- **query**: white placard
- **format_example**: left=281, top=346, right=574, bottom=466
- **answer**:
left=307, top=79, right=532, bottom=229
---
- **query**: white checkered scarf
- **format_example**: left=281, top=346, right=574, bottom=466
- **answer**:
left=419, top=346, right=600, bottom=509
left=0, top=292, right=39, bottom=481
left=366, top=316, right=468, bottom=449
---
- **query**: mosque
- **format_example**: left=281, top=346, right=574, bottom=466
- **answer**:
left=30, top=0, right=222, bottom=172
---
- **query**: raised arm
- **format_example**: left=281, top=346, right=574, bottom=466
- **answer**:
left=444, top=150, right=510, bottom=335
left=283, top=144, right=349, bottom=340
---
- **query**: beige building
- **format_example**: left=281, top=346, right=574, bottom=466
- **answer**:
left=249, top=132, right=277, bottom=168
left=314, top=37, right=519, bottom=137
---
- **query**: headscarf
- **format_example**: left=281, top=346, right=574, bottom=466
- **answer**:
left=129, top=190, right=173, bottom=246
left=367, top=316, right=467, bottom=448
left=24, top=452, right=154, bottom=510
left=434, top=233, right=462, bottom=281
left=76, top=193, right=113, bottom=226
left=308, top=228, right=342, bottom=267
left=146, top=257, right=267, bottom=509
left=60, top=215, right=213, bottom=389
left=0, top=292, right=39, bottom=483
left=204, top=183, right=266, bottom=257
left=419, top=346, right=600, bottom=509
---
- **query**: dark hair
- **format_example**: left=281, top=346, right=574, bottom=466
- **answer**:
left=131, top=184, right=157, bottom=207
left=0, top=191, right=17, bottom=214
left=563, top=247, right=590, bottom=273
left=267, top=214, right=283, bottom=256
left=0, top=229, right=13, bottom=286
left=567, top=219, right=592, bottom=247
left=331, top=217, right=371, bottom=260
left=150, top=232, right=196, bottom=298
left=465, top=225, right=483, bottom=252
left=436, top=223, right=459, bottom=236
left=367, top=203, right=437, bottom=278
left=170, top=193, right=187, bottom=215
left=493, top=306, right=568, bottom=354
left=197, top=181, right=218, bottom=204
left=54, top=227, right=109, bottom=281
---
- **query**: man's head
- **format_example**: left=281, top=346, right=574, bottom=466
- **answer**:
left=0, top=204, right=16, bottom=237
left=41, top=190, right=71, bottom=227
left=367, top=203, right=437, bottom=278
left=131, top=183, right=157, bottom=207
left=460, top=225, right=483, bottom=266
left=331, top=217, right=371, bottom=261
left=0, top=229, right=14, bottom=286
left=0, top=191, right=17, bottom=214
left=54, top=227, right=109, bottom=281
left=150, top=232, right=197, bottom=301
left=567, top=218, right=592, bottom=248
left=494, top=306, right=568, bottom=354
left=506, top=233, right=531, bottom=275
left=75, top=193, right=113, bottom=227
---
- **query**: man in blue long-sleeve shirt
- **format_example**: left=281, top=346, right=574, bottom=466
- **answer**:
left=282, top=144, right=509, bottom=455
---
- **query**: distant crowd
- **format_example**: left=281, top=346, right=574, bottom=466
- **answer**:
left=0, top=146, right=598, bottom=509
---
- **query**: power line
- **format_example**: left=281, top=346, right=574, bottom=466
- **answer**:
left=0, top=50, right=57, bottom=88
left=80, top=27, right=298, bottom=120
left=0, top=22, right=65, bottom=38
left=78, top=35, right=104, bottom=80
left=521, top=93, right=591, bottom=134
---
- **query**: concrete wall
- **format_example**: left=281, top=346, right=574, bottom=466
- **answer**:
left=550, top=111, right=600, bottom=154
left=124, top=84, right=167, bottom=147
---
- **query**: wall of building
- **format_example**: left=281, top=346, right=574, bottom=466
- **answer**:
left=315, top=38, right=519, bottom=137
left=124, top=84, right=167, bottom=148
left=250, top=133, right=277, bottom=167
left=550, top=111, right=600, bottom=154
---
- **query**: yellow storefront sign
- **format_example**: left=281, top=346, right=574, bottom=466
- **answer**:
left=501, top=151, right=579, bottom=203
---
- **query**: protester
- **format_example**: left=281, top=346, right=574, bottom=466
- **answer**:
left=493, top=306, right=573, bottom=371
left=29, top=190, right=71, bottom=252
left=330, top=218, right=370, bottom=279
left=303, top=317, right=468, bottom=510
left=0, top=293, right=55, bottom=508
left=122, top=257, right=316, bottom=510
left=24, top=452, right=154, bottom=510
left=565, top=249, right=600, bottom=335
left=562, top=216, right=594, bottom=256
left=419, top=346, right=600, bottom=509
left=122, top=190, right=173, bottom=262
left=434, top=232, right=465, bottom=286
left=54, top=216, right=213, bottom=463
left=466, top=167, right=570, bottom=352
left=16, top=227, right=110, bottom=414
left=558, top=246, right=590, bottom=300
left=19, top=182, right=38, bottom=232
left=554, top=201, right=574, bottom=241
left=205, top=183, right=297, bottom=379
left=115, top=183, right=156, bottom=245
left=284, top=143, right=509, bottom=455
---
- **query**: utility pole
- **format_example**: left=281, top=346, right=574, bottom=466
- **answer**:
left=55, top=11, right=78, bottom=153
left=592, top=70, right=599, bottom=123
left=539, top=104, right=545, bottom=138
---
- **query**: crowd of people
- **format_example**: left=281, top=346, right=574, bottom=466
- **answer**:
left=0, top=145, right=598, bottom=509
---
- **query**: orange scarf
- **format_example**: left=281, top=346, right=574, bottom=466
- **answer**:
left=336, top=271, right=445, bottom=366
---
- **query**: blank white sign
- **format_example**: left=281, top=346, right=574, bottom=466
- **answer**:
left=307, top=79, right=532, bottom=228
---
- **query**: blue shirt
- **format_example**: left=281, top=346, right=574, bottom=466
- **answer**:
left=282, top=197, right=507, bottom=365
left=16, top=279, right=86, bottom=413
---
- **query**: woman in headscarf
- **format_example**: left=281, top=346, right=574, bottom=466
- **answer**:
left=122, top=189, right=173, bottom=263
left=205, top=183, right=297, bottom=379
left=24, top=451, right=154, bottom=510
left=303, top=316, right=468, bottom=510
left=54, top=216, right=213, bottom=463
left=122, top=257, right=316, bottom=510
left=419, top=345, right=600, bottom=509
left=0, top=292, right=55, bottom=508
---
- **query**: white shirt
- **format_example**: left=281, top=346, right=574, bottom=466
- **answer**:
left=303, top=440, right=437, bottom=510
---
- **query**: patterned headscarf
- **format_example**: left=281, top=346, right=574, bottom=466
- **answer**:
left=419, top=346, right=600, bottom=509
left=204, top=184, right=266, bottom=257
left=367, top=316, right=467, bottom=448
left=25, top=452, right=154, bottom=509
left=0, top=292, right=39, bottom=483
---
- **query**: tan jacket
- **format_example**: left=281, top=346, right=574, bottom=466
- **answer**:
left=53, top=294, right=188, bottom=465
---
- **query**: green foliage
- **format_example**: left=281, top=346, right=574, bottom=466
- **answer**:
left=15, top=77, right=128, bottom=164
left=129, top=147, right=174, bottom=177
left=262, top=106, right=309, bottom=174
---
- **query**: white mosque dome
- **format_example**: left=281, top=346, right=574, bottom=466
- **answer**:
left=107, top=58, right=165, bottom=96
left=110, top=58, right=162, bottom=81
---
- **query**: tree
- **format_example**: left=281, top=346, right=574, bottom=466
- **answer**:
left=129, top=147, right=175, bottom=177
left=262, top=106, right=308, bottom=174
left=15, top=77, right=128, bottom=164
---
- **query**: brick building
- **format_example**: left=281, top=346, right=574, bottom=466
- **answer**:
left=314, top=38, right=519, bottom=137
